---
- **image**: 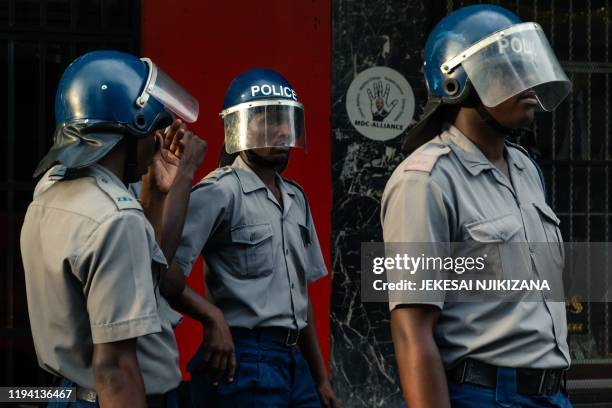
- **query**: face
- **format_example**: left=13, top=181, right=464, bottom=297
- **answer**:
left=482, top=89, right=537, bottom=129
left=247, top=110, right=294, bottom=151
left=375, top=98, right=384, bottom=111
left=250, top=146, right=291, bottom=163
left=249, top=110, right=292, bottom=146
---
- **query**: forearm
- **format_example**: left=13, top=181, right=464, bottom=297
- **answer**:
left=395, top=337, right=449, bottom=407
left=140, top=172, right=166, bottom=244
left=161, top=263, right=221, bottom=326
left=92, top=341, right=146, bottom=408
left=391, top=311, right=450, bottom=408
left=159, top=164, right=198, bottom=264
left=298, top=300, right=329, bottom=384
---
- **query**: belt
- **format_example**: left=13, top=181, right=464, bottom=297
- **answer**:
left=231, top=326, right=302, bottom=347
left=75, top=385, right=170, bottom=407
left=446, top=359, right=566, bottom=396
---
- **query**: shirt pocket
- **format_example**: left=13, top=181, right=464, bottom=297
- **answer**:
left=533, top=202, right=564, bottom=264
left=463, top=213, right=522, bottom=243
left=463, top=214, right=524, bottom=280
left=230, top=223, right=274, bottom=279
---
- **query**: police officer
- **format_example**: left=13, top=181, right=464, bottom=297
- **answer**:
left=161, top=68, right=339, bottom=407
left=20, top=50, right=207, bottom=407
left=382, top=5, right=573, bottom=407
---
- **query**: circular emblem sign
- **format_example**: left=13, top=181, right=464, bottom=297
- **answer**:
left=346, top=66, right=415, bottom=141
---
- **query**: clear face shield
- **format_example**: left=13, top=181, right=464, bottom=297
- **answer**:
left=220, top=100, right=306, bottom=154
left=441, top=22, right=571, bottom=111
left=136, top=58, right=199, bottom=122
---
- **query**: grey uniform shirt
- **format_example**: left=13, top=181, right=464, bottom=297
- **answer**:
left=20, top=164, right=181, bottom=393
left=174, top=155, right=327, bottom=330
left=381, top=123, right=570, bottom=369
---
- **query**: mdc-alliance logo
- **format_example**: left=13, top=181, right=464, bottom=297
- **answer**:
left=346, top=66, right=415, bottom=141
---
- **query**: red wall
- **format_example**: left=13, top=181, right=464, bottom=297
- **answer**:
left=141, top=0, right=332, bottom=378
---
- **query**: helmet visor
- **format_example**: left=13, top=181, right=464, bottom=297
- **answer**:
left=221, top=100, right=306, bottom=154
left=443, top=22, right=571, bottom=111
left=138, top=58, right=199, bottom=123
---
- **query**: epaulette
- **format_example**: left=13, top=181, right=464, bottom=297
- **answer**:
left=94, top=175, right=142, bottom=211
left=192, top=166, right=235, bottom=191
left=403, top=143, right=451, bottom=174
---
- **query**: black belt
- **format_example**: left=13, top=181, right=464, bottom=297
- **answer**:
left=231, top=326, right=302, bottom=347
left=446, top=359, right=566, bottom=396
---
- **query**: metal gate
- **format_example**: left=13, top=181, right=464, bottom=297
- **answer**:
left=0, top=0, right=140, bottom=387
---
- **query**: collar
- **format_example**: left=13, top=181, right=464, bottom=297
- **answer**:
left=88, top=164, right=142, bottom=211
left=231, top=155, right=268, bottom=194
left=88, top=164, right=129, bottom=188
left=231, top=155, right=296, bottom=197
left=504, top=141, right=527, bottom=171
left=441, top=123, right=525, bottom=175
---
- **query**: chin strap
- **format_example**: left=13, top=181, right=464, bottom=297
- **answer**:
left=475, top=102, right=529, bottom=140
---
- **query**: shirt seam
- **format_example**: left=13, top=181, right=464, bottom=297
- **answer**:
left=90, top=313, right=159, bottom=328
left=27, top=202, right=102, bottom=225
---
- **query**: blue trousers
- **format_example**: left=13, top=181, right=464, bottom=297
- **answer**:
left=449, top=367, right=573, bottom=408
left=189, top=333, right=321, bottom=407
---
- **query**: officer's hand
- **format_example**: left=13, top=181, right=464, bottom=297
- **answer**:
left=317, top=379, right=341, bottom=408
left=151, top=119, right=207, bottom=192
left=150, top=121, right=183, bottom=193
left=202, top=308, right=236, bottom=386
left=173, top=124, right=207, bottom=173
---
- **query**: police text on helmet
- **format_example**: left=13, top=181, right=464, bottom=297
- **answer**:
left=251, top=84, right=297, bottom=100
left=497, top=37, right=535, bottom=56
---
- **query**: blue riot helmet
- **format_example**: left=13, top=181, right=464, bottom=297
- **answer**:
left=33, top=50, right=199, bottom=177
left=220, top=68, right=306, bottom=154
left=404, top=4, right=570, bottom=151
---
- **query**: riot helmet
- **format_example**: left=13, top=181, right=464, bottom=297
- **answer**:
left=34, top=50, right=199, bottom=177
left=405, top=4, right=570, bottom=151
left=220, top=68, right=306, bottom=155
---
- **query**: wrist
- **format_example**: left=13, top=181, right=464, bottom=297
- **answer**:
left=148, top=184, right=168, bottom=197
left=177, top=162, right=200, bottom=178
left=201, top=304, right=224, bottom=327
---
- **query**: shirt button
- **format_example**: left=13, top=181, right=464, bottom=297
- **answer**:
left=529, top=246, right=535, bottom=254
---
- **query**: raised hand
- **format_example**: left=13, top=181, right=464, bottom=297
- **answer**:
left=150, top=119, right=207, bottom=193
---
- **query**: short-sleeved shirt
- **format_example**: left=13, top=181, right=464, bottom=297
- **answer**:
left=174, top=155, right=327, bottom=330
left=381, top=123, right=570, bottom=369
left=20, top=164, right=181, bottom=393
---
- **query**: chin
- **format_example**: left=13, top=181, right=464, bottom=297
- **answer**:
left=518, top=112, right=535, bottom=128
left=503, top=109, right=534, bottom=129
